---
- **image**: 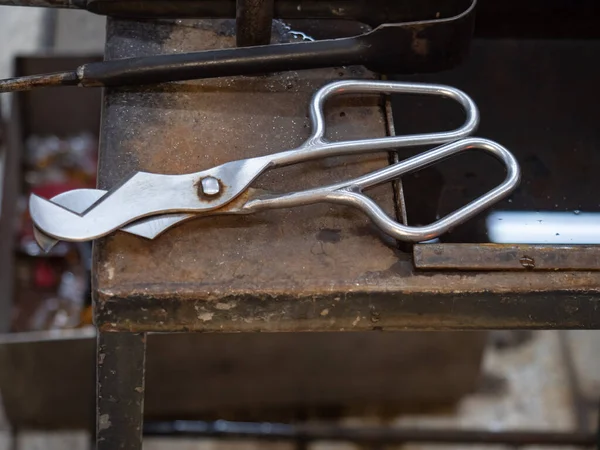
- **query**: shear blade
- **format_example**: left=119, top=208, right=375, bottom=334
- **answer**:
left=33, top=189, right=192, bottom=252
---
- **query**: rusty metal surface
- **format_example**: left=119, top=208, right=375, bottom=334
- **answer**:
left=93, top=22, right=600, bottom=332
left=0, top=70, right=78, bottom=93
left=414, top=244, right=600, bottom=271
left=96, top=286, right=600, bottom=331
left=93, top=18, right=402, bottom=327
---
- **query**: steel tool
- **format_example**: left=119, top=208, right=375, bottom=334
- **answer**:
left=29, top=80, right=520, bottom=249
left=0, top=0, right=475, bottom=92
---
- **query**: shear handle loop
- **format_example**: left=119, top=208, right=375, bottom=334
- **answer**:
left=334, top=138, right=520, bottom=242
left=247, top=138, right=520, bottom=243
left=270, top=80, right=479, bottom=167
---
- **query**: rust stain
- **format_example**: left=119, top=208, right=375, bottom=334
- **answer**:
left=95, top=16, right=392, bottom=300
left=0, top=71, right=78, bottom=93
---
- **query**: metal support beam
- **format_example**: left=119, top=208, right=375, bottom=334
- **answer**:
left=236, top=0, right=274, bottom=46
left=97, top=332, right=146, bottom=450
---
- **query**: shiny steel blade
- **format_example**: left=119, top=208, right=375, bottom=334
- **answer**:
left=30, top=157, right=270, bottom=242
left=35, top=189, right=193, bottom=251
left=33, top=189, right=105, bottom=251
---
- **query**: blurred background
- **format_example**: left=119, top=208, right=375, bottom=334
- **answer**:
left=0, top=4, right=599, bottom=450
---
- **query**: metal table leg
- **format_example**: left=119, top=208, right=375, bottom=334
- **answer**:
left=97, top=332, right=146, bottom=450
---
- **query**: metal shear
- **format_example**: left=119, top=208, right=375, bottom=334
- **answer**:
left=29, top=80, right=521, bottom=250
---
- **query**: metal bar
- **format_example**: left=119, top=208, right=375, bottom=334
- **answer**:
left=96, top=289, right=600, bottom=332
left=236, top=0, right=274, bottom=47
left=0, top=94, right=22, bottom=333
left=0, top=0, right=470, bottom=26
left=143, top=420, right=598, bottom=446
left=97, top=332, right=146, bottom=450
left=0, top=0, right=81, bottom=8
left=64, top=13, right=474, bottom=86
left=414, top=244, right=600, bottom=271
left=0, top=0, right=476, bottom=92
left=0, top=71, right=78, bottom=93
left=384, top=90, right=412, bottom=254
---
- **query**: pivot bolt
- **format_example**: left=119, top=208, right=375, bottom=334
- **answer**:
left=201, top=176, right=220, bottom=196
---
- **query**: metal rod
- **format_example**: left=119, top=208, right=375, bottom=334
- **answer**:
left=144, top=420, right=597, bottom=447
left=1, top=0, right=82, bottom=8
left=0, top=0, right=476, bottom=93
left=0, top=71, right=78, bottom=93
left=0, top=38, right=362, bottom=92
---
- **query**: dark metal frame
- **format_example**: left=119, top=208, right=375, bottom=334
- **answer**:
left=97, top=333, right=146, bottom=449
left=0, top=94, right=20, bottom=333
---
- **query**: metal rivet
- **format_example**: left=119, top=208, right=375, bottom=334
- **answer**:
left=201, top=176, right=220, bottom=196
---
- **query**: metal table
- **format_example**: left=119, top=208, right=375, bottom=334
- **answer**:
left=94, top=17, right=600, bottom=450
